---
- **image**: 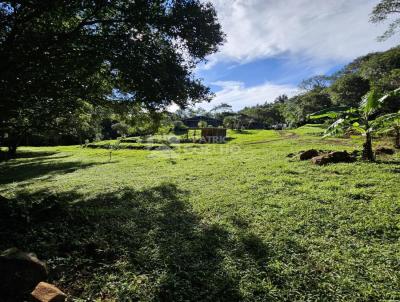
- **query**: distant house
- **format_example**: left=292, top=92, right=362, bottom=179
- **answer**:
left=201, top=128, right=227, bottom=143
left=182, top=116, right=222, bottom=128
left=271, top=123, right=287, bottom=130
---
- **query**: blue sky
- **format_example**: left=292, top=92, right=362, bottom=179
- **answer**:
left=192, top=0, right=399, bottom=111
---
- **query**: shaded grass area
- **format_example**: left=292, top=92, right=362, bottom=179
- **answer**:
left=0, top=157, right=102, bottom=186
left=0, top=185, right=243, bottom=301
left=0, top=128, right=399, bottom=301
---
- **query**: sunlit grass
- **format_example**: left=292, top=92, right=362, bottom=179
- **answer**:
left=0, top=127, right=399, bottom=301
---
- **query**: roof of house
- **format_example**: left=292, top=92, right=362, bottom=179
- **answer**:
left=182, top=116, right=222, bottom=127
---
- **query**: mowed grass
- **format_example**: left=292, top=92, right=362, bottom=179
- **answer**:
left=0, top=127, right=399, bottom=301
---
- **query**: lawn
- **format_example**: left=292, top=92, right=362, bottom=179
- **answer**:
left=0, top=127, right=399, bottom=301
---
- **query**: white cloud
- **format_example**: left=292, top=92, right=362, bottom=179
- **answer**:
left=193, top=0, right=398, bottom=112
left=199, top=81, right=299, bottom=111
left=207, top=0, right=398, bottom=68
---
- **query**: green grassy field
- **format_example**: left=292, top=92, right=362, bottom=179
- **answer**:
left=1, top=127, right=399, bottom=301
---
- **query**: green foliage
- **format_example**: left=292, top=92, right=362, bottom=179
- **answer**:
left=330, top=74, right=370, bottom=107
left=197, top=120, right=208, bottom=128
left=375, top=68, right=400, bottom=92
left=359, top=47, right=400, bottom=84
left=223, top=116, right=238, bottom=130
left=111, top=122, right=130, bottom=137
left=239, top=99, right=285, bottom=129
left=282, top=90, right=332, bottom=127
left=313, top=99, right=373, bottom=138
left=372, top=110, right=400, bottom=131
left=173, top=121, right=188, bottom=135
left=372, top=110, right=400, bottom=147
left=233, top=95, right=289, bottom=129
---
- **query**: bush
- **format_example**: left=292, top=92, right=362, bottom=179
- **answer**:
left=198, top=120, right=208, bottom=128
left=173, top=121, right=188, bottom=134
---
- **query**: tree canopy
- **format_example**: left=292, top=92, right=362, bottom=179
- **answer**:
left=0, top=0, right=224, bottom=155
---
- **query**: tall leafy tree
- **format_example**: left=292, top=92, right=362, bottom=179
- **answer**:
left=274, top=94, right=289, bottom=104
left=329, top=74, right=370, bottom=107
left=282, top=89, right=332, bottom=127
left=209, top=103, right=233, bottom=120
left=359, top=47, right=400, bottom=84
left=223, top=116, right=238, bottom=130
left=0, top=0, right=224, bottom=156
left=299, top=75, right=331, bottom=91
left=370, top=0, right=400, bottom=41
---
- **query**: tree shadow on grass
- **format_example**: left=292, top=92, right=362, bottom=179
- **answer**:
left=0, top=184, right=324, bottom=301
left=0, top=185, right=244, bottom=301
left=390, top=167, right=400, bottom=173
left=14, top=150, right=60, bottom=159
left=4, top=183, right=387, bottom=301
left=375, top=159, right=400, bottom=165
left=0, top=159, right=102, bottom=185
left=6, top=179, right=397, bottom=302
left=224, top=137, right=236, bottom=142
left=232, top=129, right=252, bottom=134
left=0, top=149, right=62, bottom=162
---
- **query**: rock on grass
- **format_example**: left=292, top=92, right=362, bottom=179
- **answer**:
left=299, top=149, right=319, bottom=160
left=376, top=147, right=395, bottom=155
left=311, top=151, right=355, bottom=165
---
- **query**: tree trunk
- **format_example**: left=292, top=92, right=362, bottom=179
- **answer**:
left=0, top=149, right=5, bottom=161
left=396, top=129, right=400, bottom=149
left=362, top=132, right=375, bottom=161
left=7, top=143, right=17, bottom=158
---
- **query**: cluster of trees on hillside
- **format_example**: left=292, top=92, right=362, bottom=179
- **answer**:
left=20, top=44, right=400, bottom=146
left=213, top=47, right=400, bottom=130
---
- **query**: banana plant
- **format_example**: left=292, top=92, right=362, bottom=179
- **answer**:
left=310, top=88, right=400, bottom=161
left=371, top=111, right=400, bottom=148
